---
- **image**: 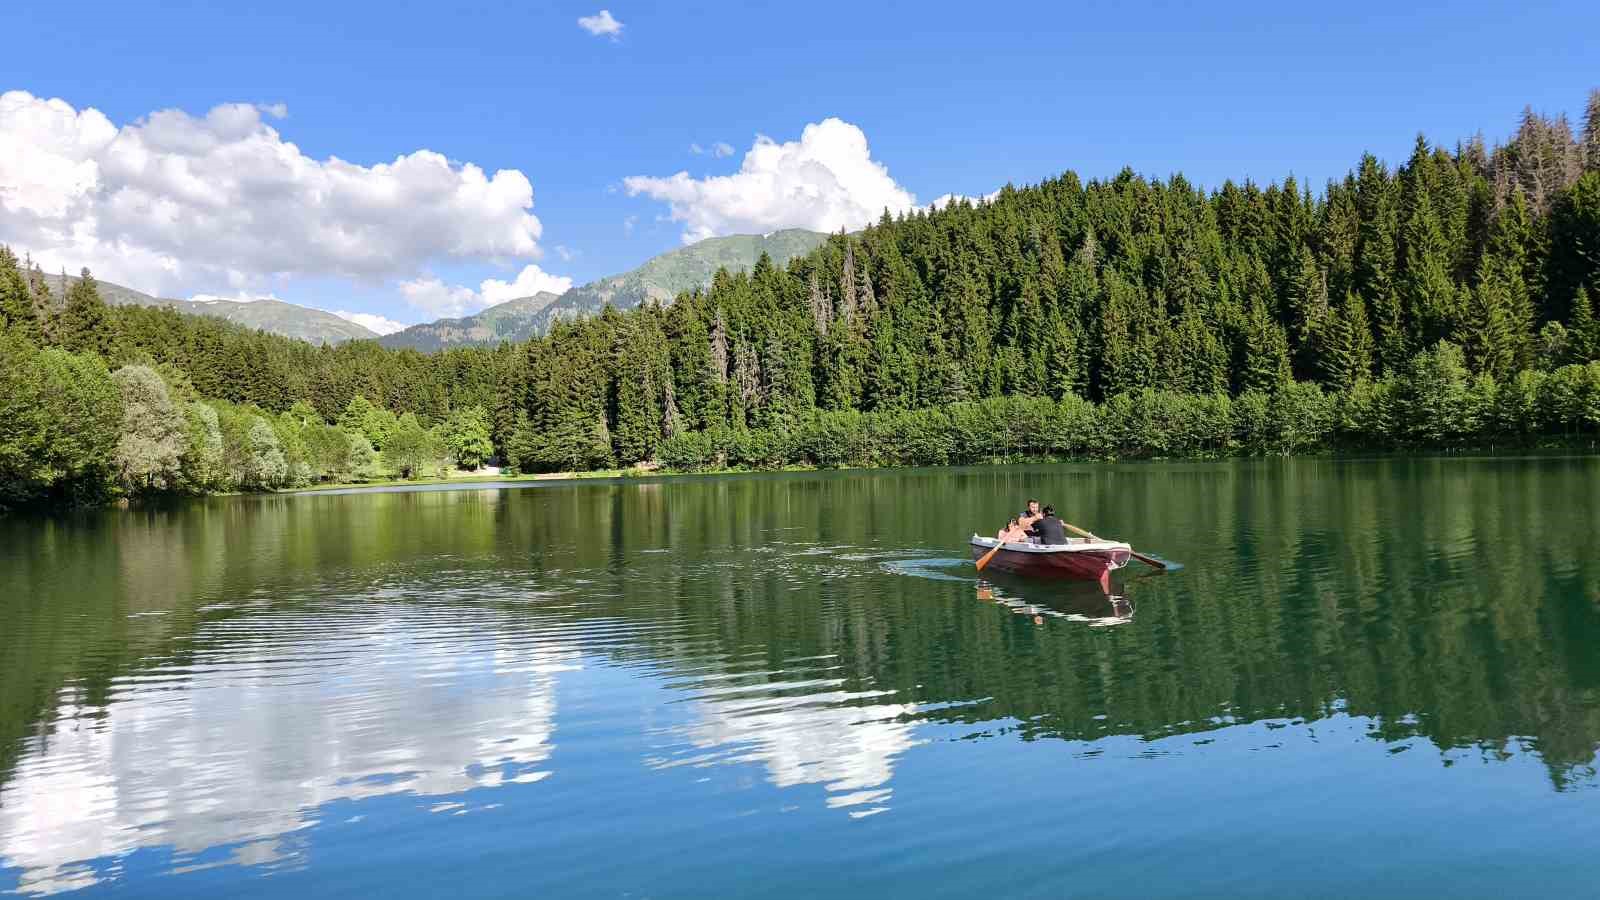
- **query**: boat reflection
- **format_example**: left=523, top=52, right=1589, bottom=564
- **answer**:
left=975, top=574, right=1134, bottom=627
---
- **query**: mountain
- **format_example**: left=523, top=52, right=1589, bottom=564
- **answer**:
left=379, top=229, right=829, bottom=351
left=44, top=273, right=379, bottom=344
left=377, top=292, right=564, bottom=352
left=181, top=298, right=379, bottom=343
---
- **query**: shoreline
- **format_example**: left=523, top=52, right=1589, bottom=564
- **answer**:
left=276, top=448, right=1600, bottom=497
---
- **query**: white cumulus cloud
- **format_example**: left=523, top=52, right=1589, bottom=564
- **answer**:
left=0, top=90, right=545, bottom=296
left=711, top=141, right=734, bottom=158
left=399, top=264, right=571, bottom=319
left=333, top=310, right=408, bottom=335
left=624, top=118, right=918, bottom=244
left=577, top=9, right=623, bottom=38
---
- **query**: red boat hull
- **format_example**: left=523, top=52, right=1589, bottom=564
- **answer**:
left=971, top=539, right=1131, bottom=586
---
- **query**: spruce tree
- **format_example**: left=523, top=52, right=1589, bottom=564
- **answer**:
left=1400, top=189, right=1461, bottom=346
left=1320, top=292, right=1375, bottom=393
left=1584, top=89, right=1600, bottom=172
left=1042, top=310, right=1080, bottom=400
left=1569, top=286, right=1598, bottom=363
left=863, top=311, right=910, bottom=411
left=56, top=269, right=116, bottom=358
left=1453, top=277, right=1516, bottom=378
left=0, top=248, right=41, bottom=342
left=1241, top=295, right=1292, bottom=394
left=1287, top=244, right=1331, bottom=378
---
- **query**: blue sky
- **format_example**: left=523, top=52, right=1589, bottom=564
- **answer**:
left=2, top=0, right=1596, bottom=330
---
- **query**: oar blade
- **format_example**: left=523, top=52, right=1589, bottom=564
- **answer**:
left=974, top=542, right=1003, bottom=571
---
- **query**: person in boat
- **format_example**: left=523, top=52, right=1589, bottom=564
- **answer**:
left=1027, top=505, right=1069, bottom=545
left=1019, top=499, right=1042, bottom=528
left=995, top=517, right=1029, bottom=543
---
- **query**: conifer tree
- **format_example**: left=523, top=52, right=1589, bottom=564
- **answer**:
left=56, top=269, right=116, bottom=357
left=1320, top=292, right=1375, bottom=393
left=863, top=311, right=911, bottom=411
left=1041, top=310, right=1080, bottom=400
left=1568, top=286, right=1598, bottom=363
left=0, top=248, right=41, bottom=342
left=1401, top=188, right=1461, bottom=346
left=1286, top=244, right=1331, bottom=378
left=1241, top=295, right=1292, bottom=393
left=1354, top=155, right=1407, bottom=371
left=1584, top=89, right=1600, bottom=172
left=1453, top=277, right=1516, bottom=378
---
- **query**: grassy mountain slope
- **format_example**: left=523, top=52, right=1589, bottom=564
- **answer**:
left=379, top=229, right=829, bottom=351
left=44, top=273, right=378, bottom=344
left=537, top=229, right=829, bottom=332
left=377, top=292, right=564, bottom=351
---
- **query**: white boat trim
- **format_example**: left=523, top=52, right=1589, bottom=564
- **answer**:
left=970, top=534, right=1132, bottom=554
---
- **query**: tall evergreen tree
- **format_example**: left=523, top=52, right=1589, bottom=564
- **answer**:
left=0, top=248, right=41, bottom=342
left=1569, top=285, right=1598, bottom=363
left=1240, top=295, right=1292, bottom=393
left=56, top=269, right=116, bottom=357
left=1454, top=276, right=1517, bottom=377
left=1584, top=89, right=1600, bottom=172
left=1320, top=292, right=1375, bottom=393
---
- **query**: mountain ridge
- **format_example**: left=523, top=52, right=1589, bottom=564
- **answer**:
left=43, top=273, right=379, bottom=344
left=34, top=228, right=830, bottom=350
left=377, top=229, right=829, bottom=351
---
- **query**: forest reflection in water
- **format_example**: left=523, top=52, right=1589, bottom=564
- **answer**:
left=2, top=457, right=1598, bottom=895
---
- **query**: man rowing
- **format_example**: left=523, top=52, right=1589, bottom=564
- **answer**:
left=1027, top=505, right=1069, bottom=545
left=994, top=499, right=1044, bottom=544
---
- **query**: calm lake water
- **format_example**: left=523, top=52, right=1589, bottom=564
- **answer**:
left=3, top=458, right=1599, bottom=898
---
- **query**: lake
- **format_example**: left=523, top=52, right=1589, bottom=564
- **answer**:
left=3, top=457, right=1599, bottom=898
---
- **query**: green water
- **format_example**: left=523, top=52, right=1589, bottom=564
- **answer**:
left=2, top=457, right=1599, bottom=897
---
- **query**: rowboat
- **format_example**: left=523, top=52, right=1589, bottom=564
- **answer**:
left=969, top=534, right=1133, bottom=587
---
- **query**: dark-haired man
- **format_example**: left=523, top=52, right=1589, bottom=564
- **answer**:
left=1018, top=498, right=1042, bottom=529
left=1028, top=505, right=1068, bottom=545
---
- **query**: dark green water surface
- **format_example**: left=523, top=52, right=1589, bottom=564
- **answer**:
left=3, top=458, right=1599, bottom=897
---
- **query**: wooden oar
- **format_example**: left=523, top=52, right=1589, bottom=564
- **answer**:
left=1063, top=522, right=1168, bottom=571
left=974, top=540, right=1005, bottom=571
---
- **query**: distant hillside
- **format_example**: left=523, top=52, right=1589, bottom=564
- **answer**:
left=44, top=273, right=378, bottom=345
left=377, top=292, right=564, bottom=351
left=378, top=229, right=829, bottom=351
left=539, top=229, right=829, bottom=332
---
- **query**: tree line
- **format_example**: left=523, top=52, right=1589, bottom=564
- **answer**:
left=3, top=93, right=1599, bottom=509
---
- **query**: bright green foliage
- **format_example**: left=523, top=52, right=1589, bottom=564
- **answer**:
left=1397, top=341, right=1474, bottom=445
left=271, top=413, right=313, bottom=487
left=337, top=395, right=376, bottom=435
left=441, top=406, right=494, bottom=469
left=345, top=432, right=381, bottom=481
left=110, top=365, right=187, bottom=494
left=302, top=423, right=352, bottom=480
left=0, top=335, right=122, bottom=507
left=179, top=402, right=225, bottom=492
left=382, top=413, right=442, bottom=479
left=242, top=418, right=288, bottom=489
left=337, top=396, right=398, bottom=451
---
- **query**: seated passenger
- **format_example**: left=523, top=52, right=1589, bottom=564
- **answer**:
left=1018, top=498, right=1043, bottom=531
left=996, top=517, right=1029, bottom=543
